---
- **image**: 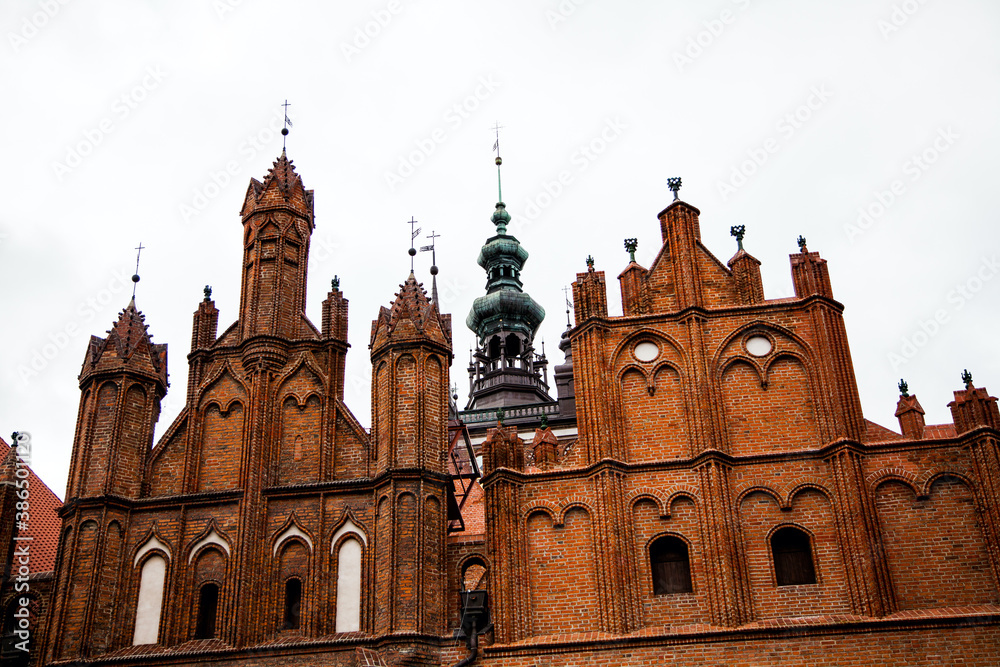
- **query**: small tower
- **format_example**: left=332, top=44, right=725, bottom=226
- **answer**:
left=466, top=150, right=549, bottom=410
left=369, top=272, right=453, bottom=635
left=66, top=298, right=168, bottom=500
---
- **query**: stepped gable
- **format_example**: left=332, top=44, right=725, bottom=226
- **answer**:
left=370, top=273, right=452, bottom=353
left=240, top=150, right=314, bottom=221
left=80, top=298, right=168, bottom=389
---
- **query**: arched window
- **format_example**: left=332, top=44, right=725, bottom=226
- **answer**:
left=283, top=578, right=302, bottom=630
left=771, top=526, right=816, bottom=586
left=488, top=336, right=501, bottom=360
left=335, top=538, right=363, bottom=632
left=133, top=554, right=167, bottom=645
left=650, top=535, right=692, bottom=595
left=194, top=583, right=219, bottom=639
left=505, top=334, right=521, bottom=359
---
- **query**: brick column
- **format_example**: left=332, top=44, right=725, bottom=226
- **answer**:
left=592, top=468, right=642, bottom=633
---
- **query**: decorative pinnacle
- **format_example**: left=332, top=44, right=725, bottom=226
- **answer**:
left=898, top=378, right=909, bottom=397
left=540, top=412, right=549, bottom=429
left=962, top=369, right=973, bottom=389
left=586, top=255, right=595, bottom=271
left=797, top=235, right=808, bottom=251
left=667, top=177, right=682, bottom=201
left=332, top=275, right=340, bottom=291
left=496, top=406, right=505, bottom=426
left=203, top=285, right=212, bottom=300
left=730, top=225, right=745, bottom=250
left=624, top=238, right=638, bottom=262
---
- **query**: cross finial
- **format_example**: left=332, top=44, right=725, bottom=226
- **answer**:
left=624, top=238, right=638, bottom=262
left=962, top=369, right=973, bottom=389
left=667, top=177, right=682, bottom=201
left=730, top=225, right=745, bottom=250
left=281, top=99, right=293, bottom=152
left=132, top=242, right=145, bottom=298
left=406, top=216, right=421, bottom=272
left=563, top=285, right=573, bottom=328
left=898, top=378, right=909, bottom=397
left=492, top=121, right=505, bottom=203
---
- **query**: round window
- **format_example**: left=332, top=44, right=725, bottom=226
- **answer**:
left=634, top=341, right=659, bottom=362
left=745, top=335, right=772, bottom=357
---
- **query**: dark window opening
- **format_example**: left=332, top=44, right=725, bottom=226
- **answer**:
left=488, top=336, right=501, bottom=360
left=505, top=334, right=521, bottom=359
left=650, top=536, right=692, bottom=595
left=194, top=583, right=219, bottom=639
left=772, top=526, right=816, bottom=586
left=283, top=578, right=302, bottom=630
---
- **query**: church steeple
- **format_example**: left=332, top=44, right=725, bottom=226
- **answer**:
left=465, top=149, right=550, bottom=410
left=237, top=152, right=316, bottom=340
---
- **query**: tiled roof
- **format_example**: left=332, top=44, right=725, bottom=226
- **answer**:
left=0, top=435, right=63, bottom=573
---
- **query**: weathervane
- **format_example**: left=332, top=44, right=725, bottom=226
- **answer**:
left=132, top=242, right=144, bottom=298
left=281, top=100, right=293, bottom=152
left=667, top=177, right=682, bottom=201
left=730, top=225, right=745, bottom=250
left=492, top=121, right=504, bottom=202
left=562, top=285, right=573, bottom=328
left=420, top=230, right=442, bottom=304
left=406, top=216, right=421, bottom=272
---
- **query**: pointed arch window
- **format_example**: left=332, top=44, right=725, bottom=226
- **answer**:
left=194, top=582, right=219, bottom=639
left=650, top=535, right=692, bottom=595
left=283, top=578, right=302, bottom=630
left=771, top=526, right=816, bottom=585
left=133, top=555, right=167, bottom=645
left=335, top=538, right=363, bottom=632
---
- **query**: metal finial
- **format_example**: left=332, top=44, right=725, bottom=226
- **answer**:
left=624, top=238, right=638, bottom=262
left=420, top=231, right=441, bottom=304
left=730, top=225, right=745, bottom=250
left=331, top=275, right=340, bottom=291
left=281, top=100, right=293, bottom=152
left=962, top=369, right=973, bottom=389
left=132, top=242, right=145, bottom=298
left=492, top=121, right=504, bottom=203
left=496, top=406, right=505, bottom=426
left=797, top=235, right=807, bottom=251
left=586, top=255, right=595, bottom=271
left=563, top=285, right=572, bottom=328
left=406, top=216, right=421, bottom=272
left=540, top=413, right=549, bottom=429
left=898, top=379, right=909, bottom=397
left=667, top=177, right=682, bottom=201
left=203, top=285, right=212, bottom=300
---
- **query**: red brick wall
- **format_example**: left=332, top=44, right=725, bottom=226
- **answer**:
left=621, top=366, right=688, bottom=462
left=198, top=403, right=244, bottom=491
left=875, top=476, right=999, bottom=609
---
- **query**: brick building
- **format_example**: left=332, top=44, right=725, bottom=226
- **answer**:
left=6, top=152, right=1000, bottom=665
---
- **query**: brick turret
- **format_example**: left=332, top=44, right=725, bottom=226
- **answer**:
left=948, top=375, right=1000, bottom=435
left=895, top=390, right=926, bottom=440
left=66, top=298, right=167, bottom=500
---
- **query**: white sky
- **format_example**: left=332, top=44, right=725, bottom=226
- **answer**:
left=3, top=0, right=998, bottom=498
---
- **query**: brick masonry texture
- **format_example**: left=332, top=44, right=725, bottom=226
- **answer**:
left=4, top=158, right=1000, bottom=666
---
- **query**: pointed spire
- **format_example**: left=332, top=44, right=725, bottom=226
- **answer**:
left=241, top=151, right=314, bottom=220
left=81, top=298, right=168, bottom=390
left=370, top=273, right=452, bottom=355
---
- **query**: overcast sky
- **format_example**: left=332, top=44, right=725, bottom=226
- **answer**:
left=3, top=0, right=999, bottom=498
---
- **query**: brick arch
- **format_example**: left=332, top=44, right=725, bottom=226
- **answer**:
left=784, top=479, right=834, bottom=508
left=736, top=483, right=783, bottom=508
left=520, top=500, right=559, bottom=522
left=271, top=514, right=315, bottom=557
left=918, top=468, right=976, bottom=498
left=132, top=527, right=173, bottom=566
left=196, top=362, right=249, bottom=406
left=710, top=320, right=814, bottom=371
left=609, top=328, right=686, bottom=370
left=867, top=468, right=919, bottom=495
left=558, top=499, right=594, bottom=527
left=626, top=489, right=667, bottom=517
left=274, top=355, right=327, bottom=403
left=186, top=522, right=234, bottom=564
